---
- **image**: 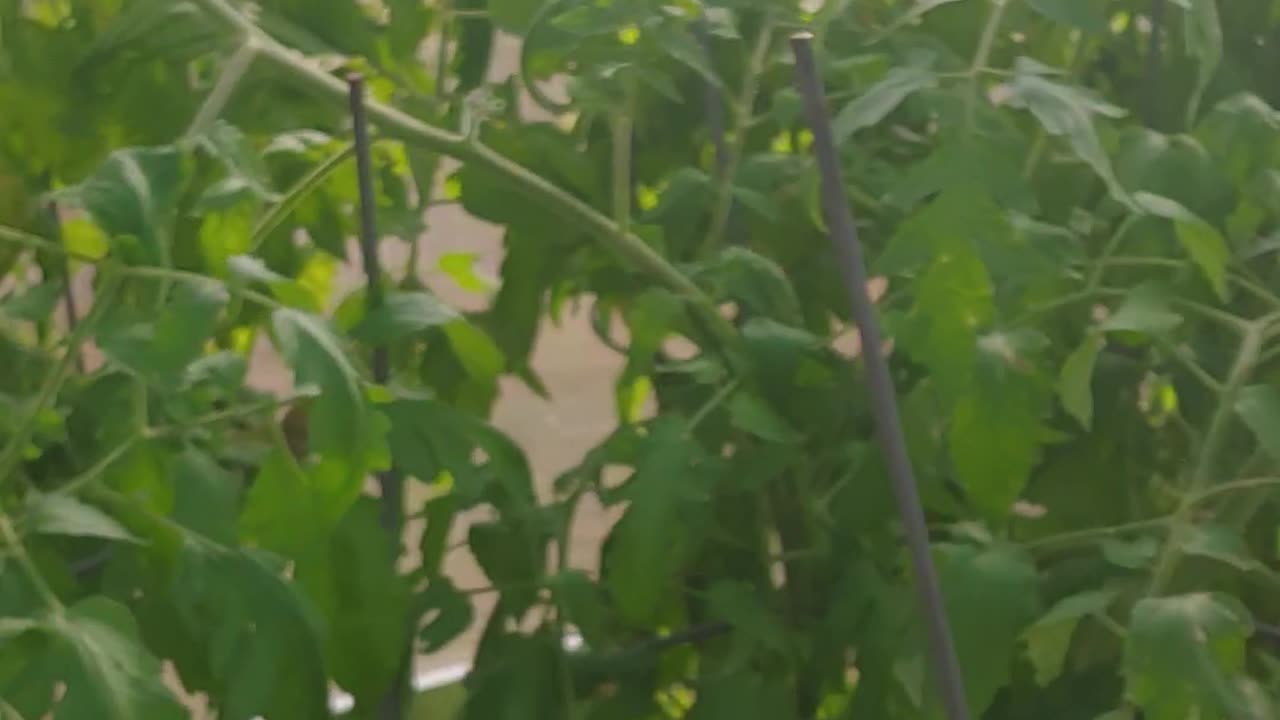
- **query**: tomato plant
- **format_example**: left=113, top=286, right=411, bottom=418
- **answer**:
left=4, top=1, right=1280, bottom=718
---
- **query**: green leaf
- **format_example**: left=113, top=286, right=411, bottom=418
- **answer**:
left=170, top=448, right=240, bottom=546
left=1236, top=385, right=1280, bottom=463
left=727, top=390, right=802, bottom=444
left=55, top=145, right=185, bottom=265
left=240, top=451, right=367, bottom=556
left=1102, top=535, right=1159, bottom=569
left=481, top=0, right=537, bottom=32
left=706, top=580, right=790, bottom=658
left=48, top=597, right=184, bottom=720
left=170, top=545, right=330, bottom=719
left=1101, top=284, right=1182, bottom=334
left=271, top=308, right=368, bottom=461
left=1024, top=588, right=1120, bottom=686
left=24, top=493, right=139, bottom=544
left=354, top=290, right=459, bottom=344
left=936, top=543, right=1041, bottom=715
left=605, top=418, right=708, bottom=625
left=1180, top=0, right=1223, bottom=122
left=1058, top=333, right=1103, bottom=430
left=1007, top=57, right=1127, bottom=200
left=686, top=670, right=792, bottom=720
left=691, top=247, right=803, bottom=325
left=1026, top=0, right=1110, bottom=33
left=897, top=241, right=994, bottom=403
left=438, top=251, right=496, bottom=293
left=97, top=278, right=228, bottom=386
left=419, top=575, right=475, bottom=653
left=295, top=498, right=411, bottom=713
left=948, top=351, right=1046, bottom=519
left=1181, top=525, right=1261, bottom=573
left=833, top=64, right=937, bottom=142
left=469, top=520, right=546, bottom=614
left=0, top=283, right=62, bottom=323
left=1124, top=593, right=1258, bottom=720
left=443, top=319, right=506, bottom=384
left=548, top=571, right=608, bottom=649
left=1132, top=192, right=1229, bottom=299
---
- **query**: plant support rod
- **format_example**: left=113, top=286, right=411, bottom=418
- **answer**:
left=347, top=73, right=410, bottom=720
left=789, top=32, right=971, bottom=720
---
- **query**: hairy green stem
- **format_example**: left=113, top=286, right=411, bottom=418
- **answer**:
left=702, top=18, right=775, bottom=255
left=1025, top=516, right=1172, bottom=554
left=54, top=435, right=140, bottom=497
left=0, top=513, right=63, bottom=613
left=250, top=143, right=354, bottom=252
left=966, top=0, right=1009, bottom=130
left=0, top=269, right=122, bottom=491
left=187, top=39, right=258, bottom=138
left=1147, top=324, right=1263, bottom=595
left=610, top=96, right=634, bottom=240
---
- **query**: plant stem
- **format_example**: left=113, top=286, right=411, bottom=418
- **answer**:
left=1147, top=323, right=1263, bottom=595
left=610, top=97, right=634, bottom=241
left=1025, top=516, right=1172, bottom=553
left=1087, top=216, right=1140, bottom=290
left=0, top=269, right=121, bottom=492
left=249, top=142, right=355, bottom=252
left=54, top=434, right=141, bottom=497
left=187, top=39, right=258, bottom=138
left=0, top=513, right=63, bottom=613
left=966, top=0, right=1009, bottom=130
left=1102, top=256, right=1280, bottom=311
left=702, top=18, right=775, bottom=255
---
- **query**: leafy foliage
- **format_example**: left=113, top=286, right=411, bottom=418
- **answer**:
left=4, top=0, right=1280, bottom=718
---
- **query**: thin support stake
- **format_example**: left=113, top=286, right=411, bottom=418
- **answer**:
left=348, top=73, right=410, bottom=720
left=348, top=73, right=401, bottom=530
left=788, top=33, right=971, bottom=720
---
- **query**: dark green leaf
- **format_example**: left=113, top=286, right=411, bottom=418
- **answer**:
left=1102, top=535, right=1160, bottom=569
left=1101, top=284, right=1182, bottom=334
left=833, top=65, right=937, bottom=142
left=936, top=543, right=1041, bottom=716
left=1058, top=333, right=1103, bottom=430
left=1024, top=588, right=1120, bottom=686
left=1007, top=58, right=1126, bottom=199
left=605, top=418, right=707, bottom=625
left=355, top=290, right=459, bottom=343
left=1236, top=385, right=1280, bottom=463
left=1181, top=525, right=1261, bottom=573
left=1125, top=593, right=1258, bottom=720
left=1180, top=0, right=1223, bottom=120
left=0, top=283, right=63, bottom=324
left=489, top=0, right=542, bottom=32
left=419, top=575, right=475, bottom=652
left=240, top=451, right=365, bottom=556
left=1026, top=0, right=1110, bottom=32
left=48, top=597, right=184, bottom=720
left=1132, top=192, right=1228, bottom=299
left=727, top=390, right=802, bottom=444
left=271, top=308, right=369, bottom=461
left=55, top=145, right=185, bottom=264
left=24, top=493, right=139, bottom=544
left=295, top=498, right=411, bottom=712
left=97, top=278, right=228, bottom=386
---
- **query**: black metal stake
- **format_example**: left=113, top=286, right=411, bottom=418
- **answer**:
left=788, top=33, right=971, bottom=720
left=347, top=73, right=410, bottom=720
